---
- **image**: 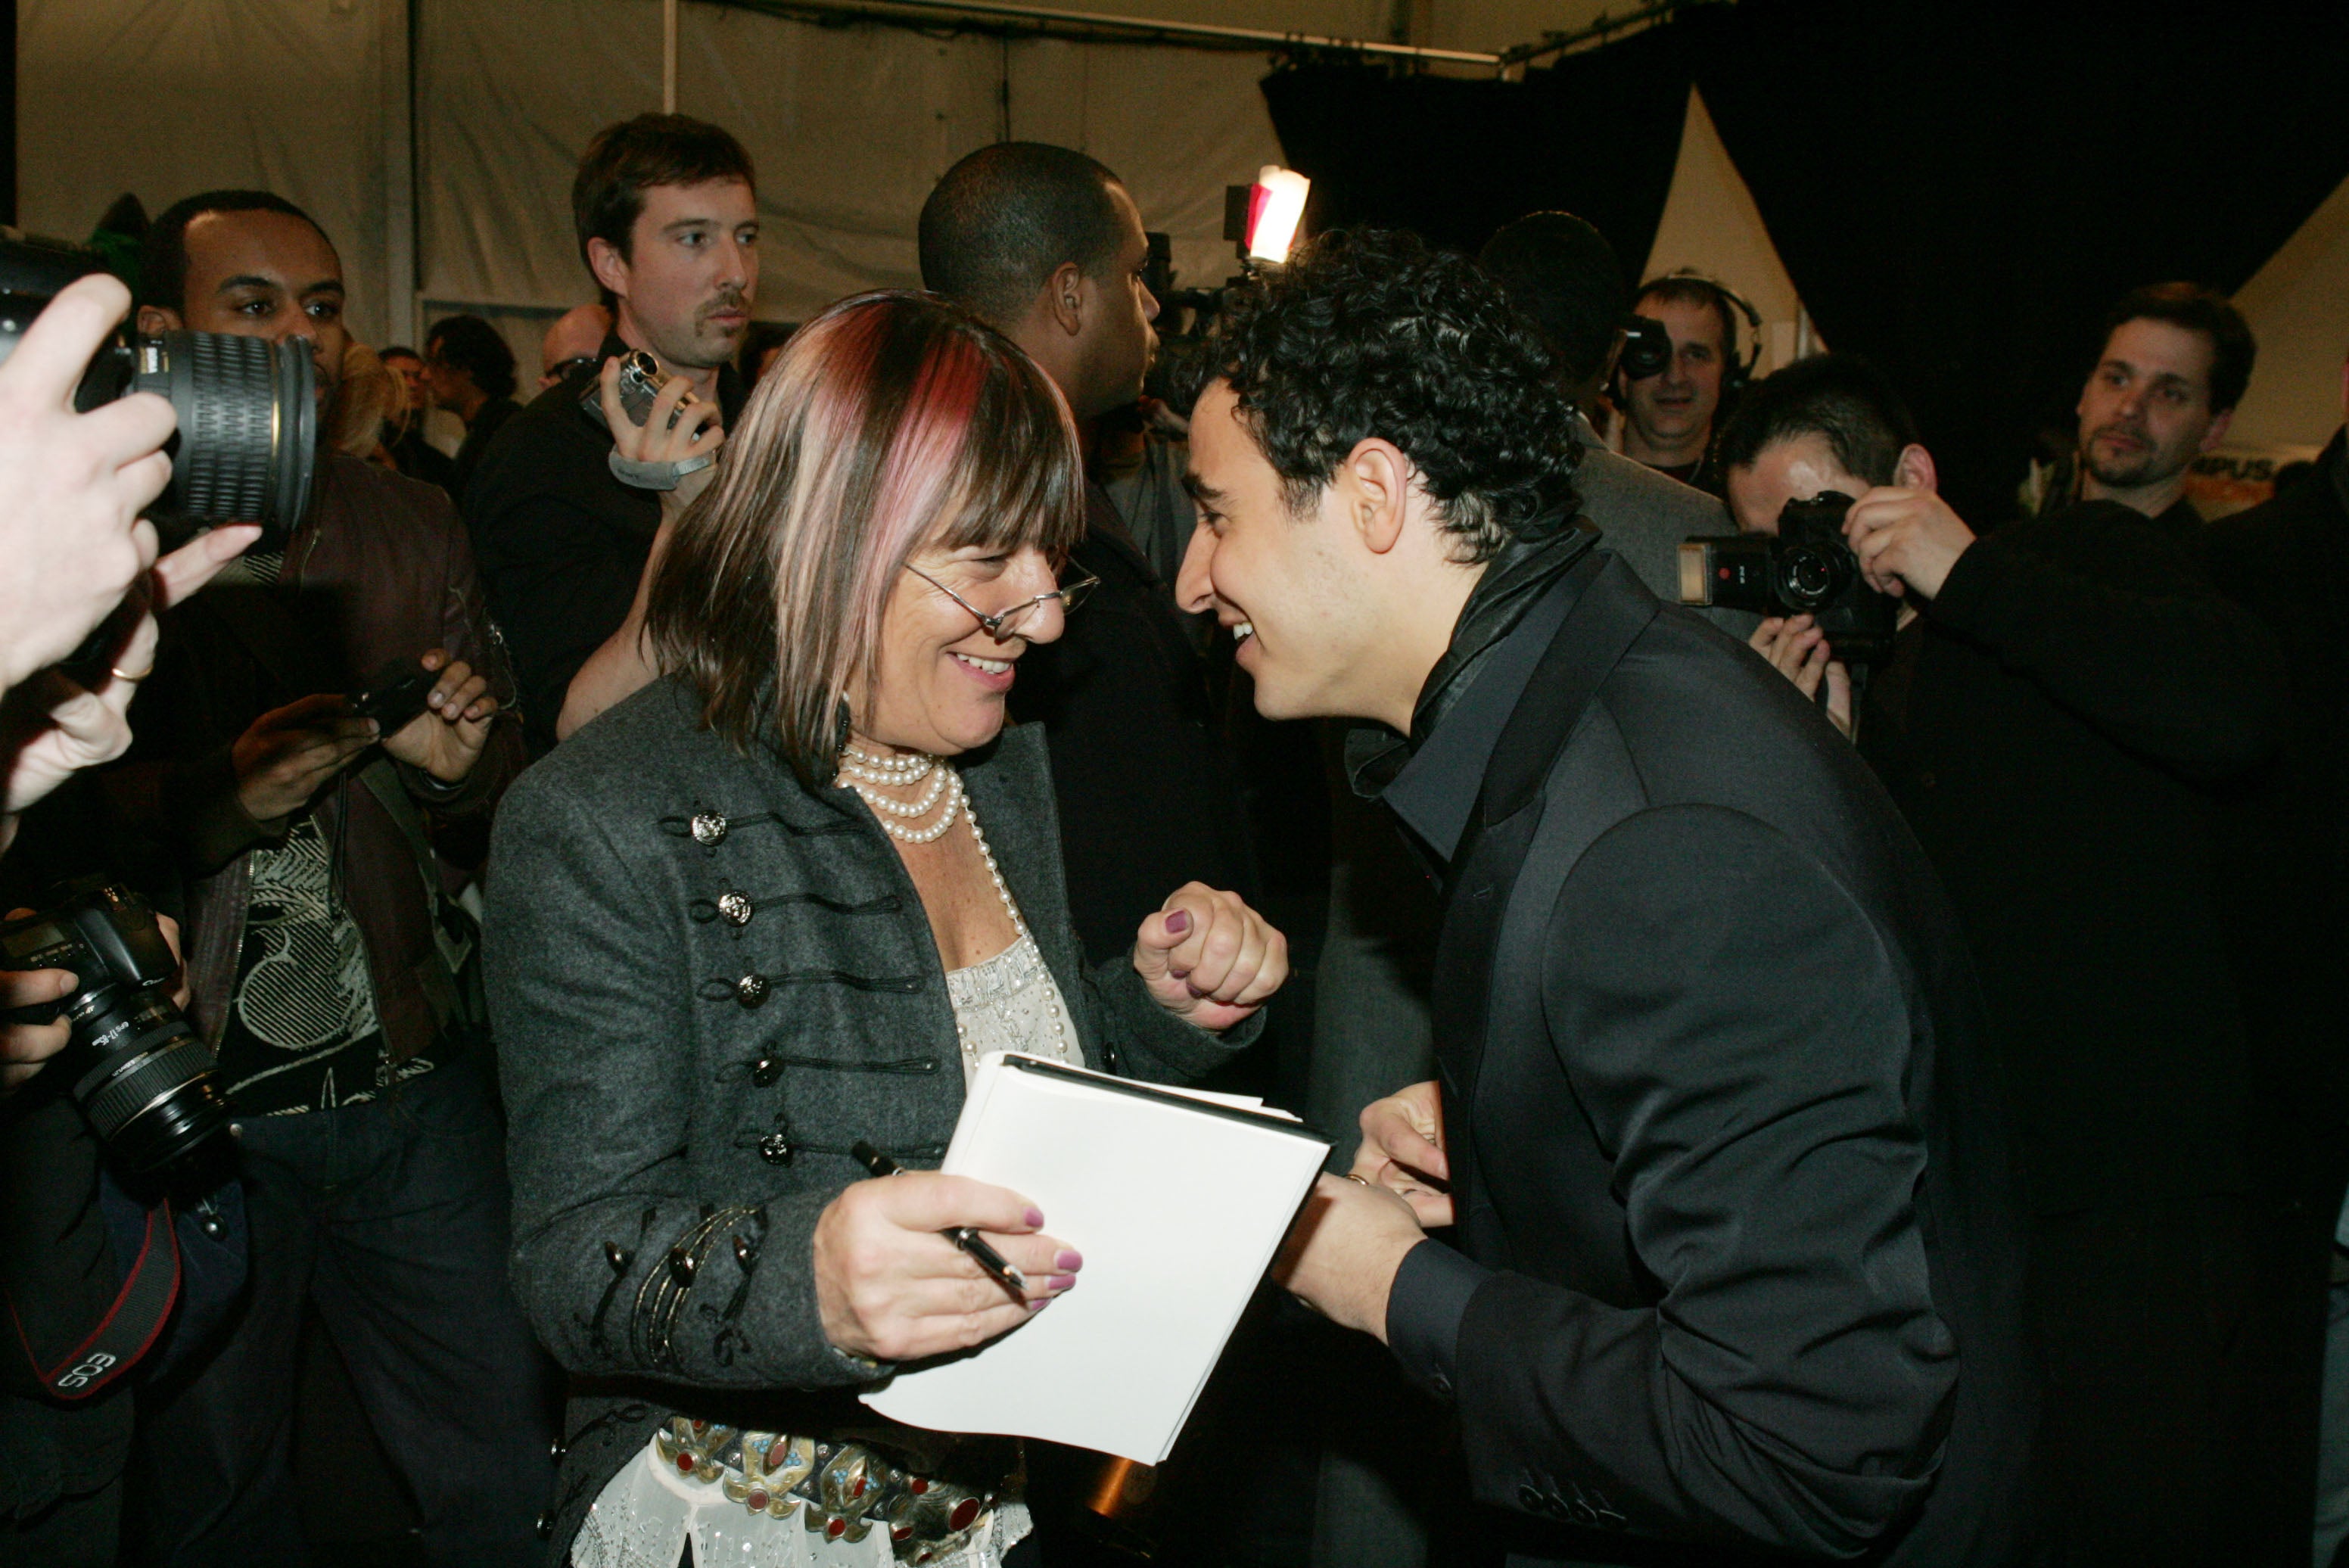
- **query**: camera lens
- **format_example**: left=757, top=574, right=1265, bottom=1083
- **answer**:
left=130, top=331, right=318, bottom=534
left=64, top=985, right=233, bottom=1175
left=1778, top=544, right=1850, bottom=610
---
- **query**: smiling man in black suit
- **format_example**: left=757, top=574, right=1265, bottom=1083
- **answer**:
left=1177, top=229, right=2036, bottom=1567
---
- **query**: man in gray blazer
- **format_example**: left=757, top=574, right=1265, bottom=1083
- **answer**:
left=1187, top=229, right=2035, bottom=1567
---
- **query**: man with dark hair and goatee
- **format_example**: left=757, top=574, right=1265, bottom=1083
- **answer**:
left=1791, top=282, right=2291, bottom=1562
left=466, top=114, right=756, bottom=753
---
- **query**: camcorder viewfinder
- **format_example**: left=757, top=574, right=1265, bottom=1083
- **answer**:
left=1679, top=491, right=1899, bottom=666
left=1, top=879, right=232, bottom=1176
left=1619, top=314, right=1672, bottom=381
left=0, top=233, right=317, bottom=549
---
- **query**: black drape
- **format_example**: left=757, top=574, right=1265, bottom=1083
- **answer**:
left=1692, top=0, right=2349, bottom=522
left=1260, top=2, right=2349, bottom=524
left=1262, top=20, right=1696, bottom=288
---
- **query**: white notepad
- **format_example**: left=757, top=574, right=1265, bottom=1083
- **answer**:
left=860, top=1052, right=1331, bottom=1463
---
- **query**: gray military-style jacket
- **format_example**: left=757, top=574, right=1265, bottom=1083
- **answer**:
left=484, top=676, right=1253, bottom=1554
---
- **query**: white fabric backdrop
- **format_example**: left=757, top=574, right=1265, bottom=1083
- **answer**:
left=18, top=0, right=406, bottom=345
left=15, top=1, right=2347, bottom=442
left=419, top=0, right=1287, bottom=338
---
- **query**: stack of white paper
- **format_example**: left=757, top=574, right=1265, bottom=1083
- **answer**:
left=861, top=1053, right=1330, bottom=1463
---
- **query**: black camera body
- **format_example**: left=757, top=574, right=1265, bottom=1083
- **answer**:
left=1678, top=492, right=1899, bottom=665
left=1, top=879, right=231, bottom=1174
left=1619, top=313, right=1672, bottom=381
left=0, top=234, right=316, bottom=547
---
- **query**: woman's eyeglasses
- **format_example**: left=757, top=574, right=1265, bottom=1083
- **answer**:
left=904, top=564, right=1100, bottom=639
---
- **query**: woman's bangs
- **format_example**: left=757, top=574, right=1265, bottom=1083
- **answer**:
left=930, top=356, right=1085, bottom=562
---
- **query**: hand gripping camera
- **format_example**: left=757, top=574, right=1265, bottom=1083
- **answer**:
left=1, top=880, right=231, bottom=1174
left=1678, top=492, right=1899, bottom=666
left=0, top=233, right=316, bottom=547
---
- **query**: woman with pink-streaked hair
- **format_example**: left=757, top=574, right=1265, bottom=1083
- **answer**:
left=484, top=290, right=1287, bottom=1567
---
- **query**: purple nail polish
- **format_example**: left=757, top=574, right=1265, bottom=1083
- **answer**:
left=1165, top=910, right=1191, bottom=935
left=1049, top=1274, right=1076, bottom=1292
left=1028, top=1298, right=1049, bottom=1311
left=1025, top=1208, right=1045, bottom=1229
left=1055, top=1249, right=1083, bottom=1271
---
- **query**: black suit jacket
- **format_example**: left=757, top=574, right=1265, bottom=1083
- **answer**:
left=1859, top=499, right=2284, bottom=1213
left=1380, top=552, right=2035, bottom=1566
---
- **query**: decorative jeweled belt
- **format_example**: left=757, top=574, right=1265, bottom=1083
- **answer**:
left=653, top=1417, right=1013, bottom=1563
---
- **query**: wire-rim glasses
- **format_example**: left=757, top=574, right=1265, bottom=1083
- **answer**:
left=904, top=563, right=1099, bottom=640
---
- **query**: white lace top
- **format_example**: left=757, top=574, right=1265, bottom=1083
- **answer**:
left=944, top=932, right=1080, bottom=1084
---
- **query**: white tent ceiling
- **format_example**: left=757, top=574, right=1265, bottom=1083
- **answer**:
left=17, top=0, right=2346, bottom=449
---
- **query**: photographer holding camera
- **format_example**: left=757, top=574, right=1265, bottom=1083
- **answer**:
left=1725, top=293, right=2301, bottom=1559
left=1709, top=353, right=1936, bottom=739
left=0, top=265, right=272, bottom=1563
left=74, top=188, right=554, bottom=1563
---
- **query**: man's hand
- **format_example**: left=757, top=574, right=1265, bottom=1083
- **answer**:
left=1843, top=486, right=1976, bottom=601
left=0, top=275, right=179, bottom=692
left=0, top=910, right=180, bottom=1095
left=378, top=649, right=499, bottom=784
left=1352, top=1080, right=1454, bottom=1229
left=1132, top=883, right=1288, bottom=1031
left=598, top=356, right=724, bottom=518
left=1749, top=615, right=1856, bottom=739
left=232, top=693, right=378, bottom=822
left=1272, top=1173, right=1427, bottom=1341
left=1, top=962, right=75, bottom=1095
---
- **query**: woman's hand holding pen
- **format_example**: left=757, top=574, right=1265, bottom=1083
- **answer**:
left=814, top=1172, right=1081, bottom=1362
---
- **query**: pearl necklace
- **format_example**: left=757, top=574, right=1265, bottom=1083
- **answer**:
left=962, top=789, right=1026, bottom=938
left=841, top=754, right=964, bottom=843
left=838, top=741, right=965, bottom=842
left=839, top=744, right=935, bottom=787
left=951, top=786, right=1069, bottom=1069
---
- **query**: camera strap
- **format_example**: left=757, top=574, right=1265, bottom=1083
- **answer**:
left=5, top=1196, right=179, bottom=1402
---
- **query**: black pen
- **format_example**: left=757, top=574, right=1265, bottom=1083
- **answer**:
left=851, top=1140, right=1028, bottom=1297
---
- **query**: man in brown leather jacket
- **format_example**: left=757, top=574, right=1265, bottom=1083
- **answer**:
left=103, top=191, right=555, bottom=1564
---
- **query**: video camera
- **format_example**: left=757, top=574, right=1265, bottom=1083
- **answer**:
left=1678, top=492, right=1899, bottom=666
left=0, top=233, right=316, bottom=548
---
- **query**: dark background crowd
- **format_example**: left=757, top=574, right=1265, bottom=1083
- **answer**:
left=0, top=5, right=2347, bottom=1565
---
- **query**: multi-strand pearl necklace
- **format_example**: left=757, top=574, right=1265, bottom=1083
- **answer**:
left=839, top=744, right=1030, bottom=948
left=838, top=743, right=963, bottom=844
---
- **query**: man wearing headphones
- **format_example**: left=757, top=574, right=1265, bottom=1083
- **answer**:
left=1616, top=273, right=1755, bottom=495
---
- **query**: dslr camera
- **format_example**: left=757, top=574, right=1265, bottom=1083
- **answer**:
left=1, top=879, right=231, bottom=1175
left=0, top=233, right=316, bottom=546
left=1678, top=492, right=1898, bottom=665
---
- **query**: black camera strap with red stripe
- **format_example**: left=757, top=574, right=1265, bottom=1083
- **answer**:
left=5, top=1196, right=181, bottom=1400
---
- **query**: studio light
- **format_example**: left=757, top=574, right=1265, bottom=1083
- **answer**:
left=1243, top=166, right=1311, bottom=266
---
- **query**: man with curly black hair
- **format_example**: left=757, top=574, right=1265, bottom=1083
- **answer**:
left=1191, top=230, right=2036, bottom=1566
